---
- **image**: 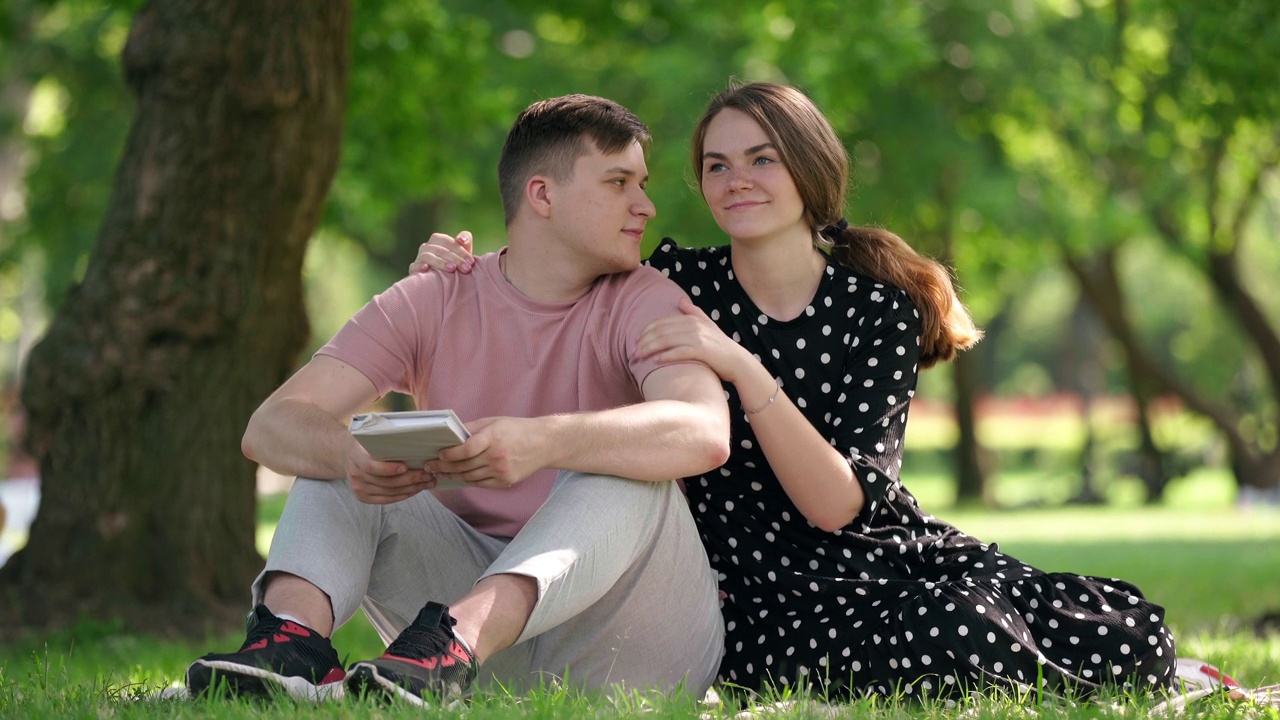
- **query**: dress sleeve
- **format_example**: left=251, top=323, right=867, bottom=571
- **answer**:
left=644, top=237, right=681, bottom=274
left=827, top=286, right=922, bottom=526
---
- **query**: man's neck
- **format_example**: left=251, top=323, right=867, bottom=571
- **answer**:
left=501, top=246, right=600, bottom=304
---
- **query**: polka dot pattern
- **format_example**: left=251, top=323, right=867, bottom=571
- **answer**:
left=647, top=239, right=1176, bottom=700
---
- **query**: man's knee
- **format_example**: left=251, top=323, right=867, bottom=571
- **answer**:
left=550, top=470, right=679, bottom=512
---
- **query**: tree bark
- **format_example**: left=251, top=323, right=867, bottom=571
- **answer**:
left=1, top=0, right=350, bottom=636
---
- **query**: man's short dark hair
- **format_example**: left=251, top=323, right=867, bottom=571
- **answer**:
left=497, top=94, right=650, bottom=226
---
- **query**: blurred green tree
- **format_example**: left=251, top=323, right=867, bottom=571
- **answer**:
left=981, top=0, right=1280, bottom=498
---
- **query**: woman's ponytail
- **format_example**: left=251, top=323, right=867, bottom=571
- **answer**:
left=822, top=222, right=982, bottom=368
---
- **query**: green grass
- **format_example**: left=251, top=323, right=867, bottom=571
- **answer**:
left=3, top=471, right=1280, bottom=718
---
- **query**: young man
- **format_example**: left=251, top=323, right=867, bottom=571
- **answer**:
left=186, top=95, right=730, bottom=704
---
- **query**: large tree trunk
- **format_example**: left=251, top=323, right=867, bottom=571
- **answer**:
left=0, top=0, right=350, bottom=636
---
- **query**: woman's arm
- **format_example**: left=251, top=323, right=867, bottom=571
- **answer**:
left=638, top=297, right=864, bottom=531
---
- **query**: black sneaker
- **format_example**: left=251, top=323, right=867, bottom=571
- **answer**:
left=186, top=605, right=346, bottom=701
left=345, top=602, right=478, bottom=706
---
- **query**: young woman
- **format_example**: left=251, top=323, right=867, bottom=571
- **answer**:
left=410, top=82, right=1177, bottom=701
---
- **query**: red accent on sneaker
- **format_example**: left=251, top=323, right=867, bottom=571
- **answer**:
left=272, top=633, right=294, bottom=643
left=383, top=653, right=440, bottom=670
left=244, top=639, right=268, bottom=651
left=379, top=640, right=473, bottom=671
left=318, top=667, right=347, bottom=685
left=279, top=621, right=312, bottom=637
left=1198, top=663, right=1241, bottom=688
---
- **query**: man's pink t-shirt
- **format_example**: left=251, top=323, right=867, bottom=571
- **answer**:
left=317, top=250, right=689, bottom=537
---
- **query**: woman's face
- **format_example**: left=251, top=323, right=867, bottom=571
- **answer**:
left=699, top=108, right=807, bottom=242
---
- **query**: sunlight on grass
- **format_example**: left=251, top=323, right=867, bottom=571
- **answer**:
left=904, top=465, right=1242, bottom=511
left=938, top=503, right=1280, bottom=544
left=905, top=397, right=1220, bottom=454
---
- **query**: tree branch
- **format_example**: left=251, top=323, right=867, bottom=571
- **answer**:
left=1061, top=250, right=1255, bottom=469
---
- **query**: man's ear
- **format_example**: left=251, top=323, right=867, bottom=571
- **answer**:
left=526, top=176, right=553, bottom=219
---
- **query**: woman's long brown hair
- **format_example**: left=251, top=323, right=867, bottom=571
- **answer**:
left=691, top=82, right=982, bottom=367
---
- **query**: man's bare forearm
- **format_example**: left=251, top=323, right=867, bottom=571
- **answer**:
left=242, top=398, right=354, bottom=480
left=540, top=398, right=730, bottom=482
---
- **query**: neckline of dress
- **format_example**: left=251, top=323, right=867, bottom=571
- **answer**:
left=724, top=245, right=835, bottom=329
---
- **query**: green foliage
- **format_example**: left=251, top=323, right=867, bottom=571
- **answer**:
left=2, top=2, right=134, bottom=307
left=333, top=0, right=507, bottom=252
left=1, top=0, right=1278, bottom=486
left=945, top=0, right=1280, bottom=463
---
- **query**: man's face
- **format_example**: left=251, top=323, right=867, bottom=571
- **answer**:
left=550, top=139, right=656, bottom=275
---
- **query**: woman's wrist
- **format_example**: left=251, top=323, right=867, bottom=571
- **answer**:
left=744, top=377, right=781, bottom=416
left=733, top=360, right=782, bottom=417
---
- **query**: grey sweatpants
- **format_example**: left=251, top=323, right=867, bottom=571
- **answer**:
left=254, top=471, right=724, bottom=696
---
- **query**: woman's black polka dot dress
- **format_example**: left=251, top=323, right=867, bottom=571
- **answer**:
left=648, top=240, right=1176, bottom=700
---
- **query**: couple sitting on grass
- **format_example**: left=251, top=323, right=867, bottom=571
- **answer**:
left=189, top=83, right=1201, bottom=707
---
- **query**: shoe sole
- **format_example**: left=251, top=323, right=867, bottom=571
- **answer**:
left=345, top=663, right=430, bottom=707
left=187, top=659, right=345, bottom=702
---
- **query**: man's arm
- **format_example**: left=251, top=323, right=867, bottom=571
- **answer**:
left=553, top=361, right=731, bottom=480
left=243, top=355, right=434, bottom=503
left=429, top=362, right=730, bottom=486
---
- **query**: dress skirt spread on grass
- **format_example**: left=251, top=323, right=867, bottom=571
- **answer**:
left=650, top=240, right=1178, bottom=700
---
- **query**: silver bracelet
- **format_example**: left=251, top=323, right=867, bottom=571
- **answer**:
left=746, top=378, right=781, bottom=416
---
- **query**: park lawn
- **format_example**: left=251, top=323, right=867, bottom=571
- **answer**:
left=3, top=471, right=1279, bottom=718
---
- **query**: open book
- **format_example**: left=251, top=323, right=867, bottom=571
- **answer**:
left=349, top=410, right=470, bottom=472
